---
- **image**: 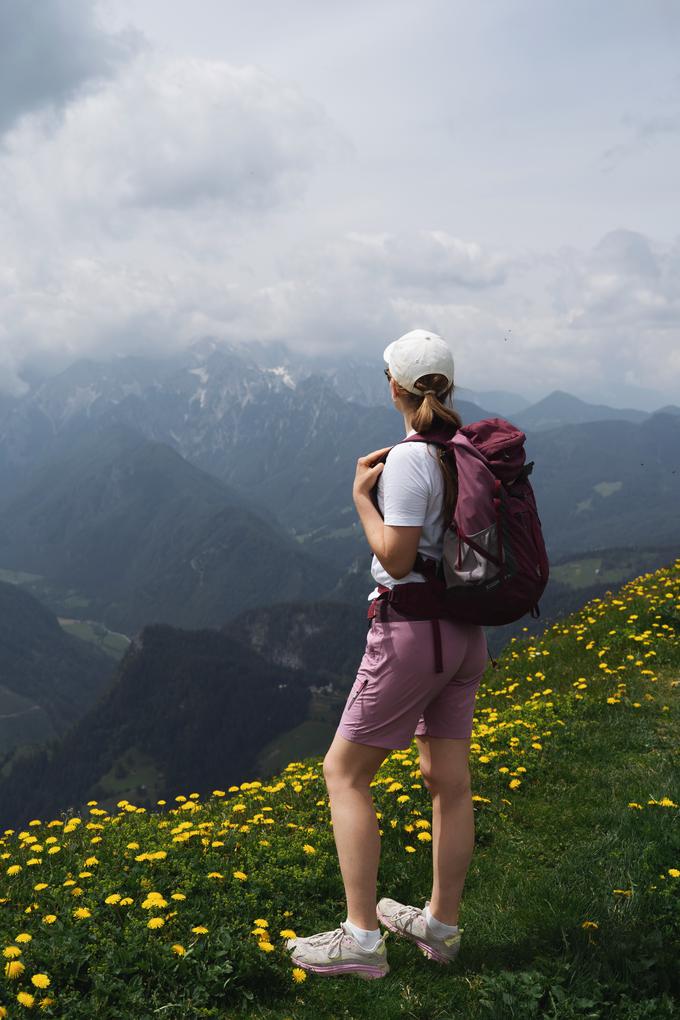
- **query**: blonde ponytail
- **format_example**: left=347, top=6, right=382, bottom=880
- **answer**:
left=392, top=372, right=461, bottom=522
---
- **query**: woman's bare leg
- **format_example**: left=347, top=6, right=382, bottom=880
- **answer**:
left=323, top=731, right=392, bottom=930
left=415, top=734, right=474, bottom=926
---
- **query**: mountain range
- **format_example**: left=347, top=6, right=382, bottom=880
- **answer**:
left=0, top=422, right=331, bottom=634
left=0, top=339, right=678, bottom=633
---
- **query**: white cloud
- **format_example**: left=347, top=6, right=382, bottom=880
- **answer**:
left=0, top=2, right=679, bottom=410
left=1, top=54, right=337, bottom=226
left=0, top=51, right=341, bottom=375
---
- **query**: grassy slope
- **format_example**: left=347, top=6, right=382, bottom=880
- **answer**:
left=0, top=560, right=678, bottom=1019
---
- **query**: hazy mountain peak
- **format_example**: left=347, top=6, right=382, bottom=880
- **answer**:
left=516, top=389, right=649, bottom=431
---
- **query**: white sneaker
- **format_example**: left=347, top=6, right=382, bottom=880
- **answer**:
left=376, top=897, right=462, bottom=964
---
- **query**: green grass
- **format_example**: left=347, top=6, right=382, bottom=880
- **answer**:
left=0, top=568, right=44, bottom=584
left=0, top=561, right=678, bottom=1019
left=551, top=549, right=674, bottom=590
left=92, top=746, right=165, bottom=807
left=593, top=481, right=623, bottom=498
left=57, top=619, right=130, bottom=660
left=238, top=670, right=679, bottom=1020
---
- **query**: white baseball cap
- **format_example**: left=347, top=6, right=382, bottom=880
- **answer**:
left=383, top=329, right=454, bottom=395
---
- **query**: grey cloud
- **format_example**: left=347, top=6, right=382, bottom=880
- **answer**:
left=0, top=0, right=144, bottom=136
left=555, top=230, right=680, bottom=327
left=593, top=230, right=660, bottom=279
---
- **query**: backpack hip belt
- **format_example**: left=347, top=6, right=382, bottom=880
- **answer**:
left=366, top=557, right=449, bottom=673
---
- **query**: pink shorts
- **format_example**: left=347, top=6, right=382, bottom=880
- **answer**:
left=337, top=605, right=488, bottom=750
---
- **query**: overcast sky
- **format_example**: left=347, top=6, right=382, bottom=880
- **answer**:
left=0, top=0, right=678, bottom=408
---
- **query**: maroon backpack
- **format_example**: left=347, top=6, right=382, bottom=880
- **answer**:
left=368, top=418, right=550, bottom=671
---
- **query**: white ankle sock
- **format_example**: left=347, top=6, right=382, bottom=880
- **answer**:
left=424, top=904, right=459, bottom=937
left=344, top=918, right=381, bottom=950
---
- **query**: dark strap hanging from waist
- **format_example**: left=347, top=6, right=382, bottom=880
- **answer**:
left=431, top=617, right=443, bottom=673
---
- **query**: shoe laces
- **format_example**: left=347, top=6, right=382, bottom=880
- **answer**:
left=391, top=904, right=423, bottom=934
left=393, top=904, right=464, bottom=941
left=298, top=924, right=350, bottom=959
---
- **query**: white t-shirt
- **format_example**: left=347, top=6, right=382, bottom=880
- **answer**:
left=368, top=428, right=446, bottom=601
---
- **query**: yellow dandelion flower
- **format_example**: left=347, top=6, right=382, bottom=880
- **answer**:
left=3, top=946, right=22, bottom=959
left=233, top=871, right=248, bottom=881
left=16, top=991, right=35, bottom=1008
left=31, top=973, right=50, bottom=988
left=171, top=944, right=186, bottom=955
left=73, top=907, right=92, bottom=919
left=251, top=927, right=268, bottom=937
left=147, top=917, right=165, bottom=929
left=142, top=895, right=168, bottom=909
left=659, top=798, right=678, bottom=808
left=15, top=933, right=32, bottom=943
left=0, top=1006, right=7, bottom=1018
left=105, top=894, right=122, bottom=905
left=581, top=921, right=599, bottom=929
left=509, top=779, right=522, bottom=790
left=280, top=929, right=296, bottom=939
left=417, top=832, right=432, bottom=842
left=668, top=868, right=680, bottom=878
left=302, top=845, right=316, bottom=854
left=42, top=915, right=57, bottom=924
left=404, top=846, right=416, bottom=853
left=5, top=959, right=25, bottom=979
left=292, top=967, right=307, bottom=983
left=191, top=925, right=209, bottom=935
left=171, top=893, right=186, bottom=901
left=7, top=865, right=22, bottom=876
left=627, top=803, right=643, bottom=810
left=258, top=941, right=275, bottom=952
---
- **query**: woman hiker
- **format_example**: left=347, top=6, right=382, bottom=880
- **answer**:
left=286, top=329, right=490, bottom=979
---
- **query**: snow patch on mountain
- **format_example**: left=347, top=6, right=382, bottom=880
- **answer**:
left=267, top=366, right=296, bottom=389
left=189, top=367, right=210, bottom=385
left=63, top=385, right=101, bottom=419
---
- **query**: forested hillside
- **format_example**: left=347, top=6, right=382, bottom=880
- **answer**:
left=0, top=623, right=323, bottom=827
left=0, top=581, right=114, bottom=755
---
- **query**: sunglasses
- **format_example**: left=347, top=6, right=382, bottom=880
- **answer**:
left=384, top=368, right=391, bottom=380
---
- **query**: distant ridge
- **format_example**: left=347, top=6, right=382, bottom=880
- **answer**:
left=515, top=390, right=648, bottom=431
